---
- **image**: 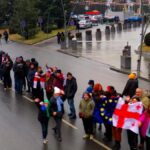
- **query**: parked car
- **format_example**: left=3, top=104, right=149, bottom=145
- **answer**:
left=78, top=20, right=92, bottom=29
left=90, top=16, right=99, bottom=26
left=78, top=14, right=90, bottom=21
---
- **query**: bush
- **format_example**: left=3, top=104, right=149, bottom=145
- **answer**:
left=43, top=26, right=52, bottom=33
left=51, top=24, right=57, bottom=30
left=18, top=28, right=39, bottom=39
left=144, top=32, right=150, bottom=46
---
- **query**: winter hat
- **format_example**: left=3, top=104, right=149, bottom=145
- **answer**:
left=54, top=87, right=64, bottom=95
left=44, top=99, right=50, bottom=104
left=128, top=73, right=136, bottom=79
left=54, top=87, right=61, bottom=94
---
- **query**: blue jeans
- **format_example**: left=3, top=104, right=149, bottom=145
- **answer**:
left=67, top=98, right=76, bottom=116
left=15, top=78, right=23, bottom=93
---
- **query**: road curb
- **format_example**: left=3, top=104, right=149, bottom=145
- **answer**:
left=110, top=66, right=150, bottom=82
left=57, top=49, right=80, bottom=58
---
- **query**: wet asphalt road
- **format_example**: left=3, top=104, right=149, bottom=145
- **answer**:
left=0, top=39, right=149, bottom=150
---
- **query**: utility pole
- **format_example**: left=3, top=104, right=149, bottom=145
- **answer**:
left=137, top=0, right=144, bottom=77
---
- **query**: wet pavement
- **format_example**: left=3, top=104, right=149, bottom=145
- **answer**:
left=54, top=24, right=150, bottom=79
left=0, top=38, right=149, bottom=150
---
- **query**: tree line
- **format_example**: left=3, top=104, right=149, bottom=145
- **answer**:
left=0, top=0, right=71, bottom=39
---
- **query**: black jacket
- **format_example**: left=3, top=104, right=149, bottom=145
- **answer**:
left=50, top=96, right=64, bottom=118
left=122, top=79, right=138, bottom=98
left=2, top=60, right=13, bottom=76
left=35, top=102, right=50, bottom=122
left=13, top=62, right=26, bottom=79
left=64, top=77, right=77, bottom=99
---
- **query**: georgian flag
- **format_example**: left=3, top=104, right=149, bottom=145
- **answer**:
left=112, top=98, right=143, bottom=134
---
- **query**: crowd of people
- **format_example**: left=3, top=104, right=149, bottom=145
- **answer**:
left=78, top=73, right=150, bottom=150
left=0, top=50, right=150, bottom=150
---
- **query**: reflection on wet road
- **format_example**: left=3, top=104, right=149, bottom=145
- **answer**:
left=67, top=24, right=150, bottom=79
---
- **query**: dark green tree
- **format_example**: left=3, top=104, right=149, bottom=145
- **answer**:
left=37, top=0, right=71, bottom=29
left=9, top=0, right=39, bottom=39
left=0, top=0, right=14, bottom=26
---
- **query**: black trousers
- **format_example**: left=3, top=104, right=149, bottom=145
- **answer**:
left=104, top=123, right=112, bottom=140
left=46, top=92, right=53, bottom=101
left=40, top=119, right=49, bottom=139
left=3, top=74, right=12, bottom=88
left=127, top=130, right=138, bottom=150
left=146, top=136, right=150, bottom=150
left=54, top=117, right=62, bottom=138
left=33, top=88, right=44, bottom=101
left=82, top=117, right=93, bottom=135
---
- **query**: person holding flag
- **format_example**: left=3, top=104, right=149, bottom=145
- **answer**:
left=126, top=96, right=142, bottom=150
left=112, top=95, right=143, bottom=150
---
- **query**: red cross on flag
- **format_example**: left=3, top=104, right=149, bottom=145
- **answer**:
left=112, top=98, right=143, bottom=134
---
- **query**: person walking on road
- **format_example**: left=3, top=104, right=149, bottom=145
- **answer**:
left=51, top=87, right=64, bottom=142
left=57, top=32, right=61, bottom=44
left=122, top=73, right=138, bottom=98
left=64, top=72, right=77, bottom=119
left=79, top=92, right=95, bottom=140
left=35, top=98, right=51, bottom=144
left=3, top=30, right=9, bottom=43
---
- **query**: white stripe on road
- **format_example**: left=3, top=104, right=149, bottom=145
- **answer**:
left=0, top=82, right=112, bottom=150
left=23, top=96, right=34, bottom=103
left=62, top=119, right=112, bottom=150
left=62, top=119, right=78, bottom=130
left=92, top=138, right=112, bottom=150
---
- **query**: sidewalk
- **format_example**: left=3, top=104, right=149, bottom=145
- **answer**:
left=56, top=25, right=150, bottom=81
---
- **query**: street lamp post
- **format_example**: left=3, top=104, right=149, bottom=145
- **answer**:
left=60, top=0, right=67, bottom=48
left=137, top=0, right=144, bottom=77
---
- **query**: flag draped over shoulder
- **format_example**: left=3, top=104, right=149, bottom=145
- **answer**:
left=93, top=97, right=119, bottom=124
left=112, top=98, right=143, bottom=134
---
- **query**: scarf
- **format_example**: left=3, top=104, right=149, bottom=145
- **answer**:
left=33, top=72, right=45, bottom=89
left=44, top=99, right=50, bottom=118
left=56, top=96, right=63, bottom=112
